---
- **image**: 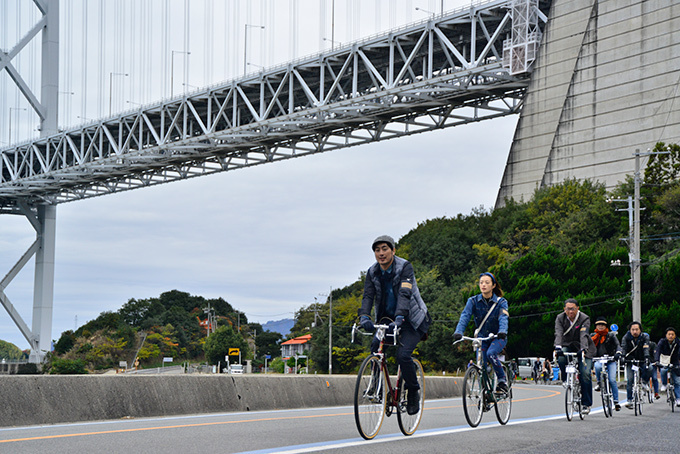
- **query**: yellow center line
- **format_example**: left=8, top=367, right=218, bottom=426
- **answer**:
left=0, top=385, right=562, bottom=444
left=0, top=412, right=354, bottom=444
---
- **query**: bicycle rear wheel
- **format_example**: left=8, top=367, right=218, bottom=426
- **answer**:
left=354, top=355, right=386, bottom=440
left=575, top=384, right=584, bottom=420
left=565, top=384, right=574, bottom=421
left=396, top=358, right=425, bottom=436
left=462, top=366, right=484, bottom=427
left=494, top=365, right=512, bottom=425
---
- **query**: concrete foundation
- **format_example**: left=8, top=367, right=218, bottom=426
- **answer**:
left=497, top=0, right=680, bottom=205
left=0, top=374, right=462, bottom=427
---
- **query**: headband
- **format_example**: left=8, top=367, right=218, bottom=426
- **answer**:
left=479, top=272, right=496, bottom=285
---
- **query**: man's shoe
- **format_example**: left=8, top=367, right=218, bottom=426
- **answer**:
left=406, top=389, right=420, bottom=415
left=496, top=381, right=509, bottom=394
left=676, top=398, right=680, bottom=407
left=655, top=392, right=660, bottom=400
left=581, top=406, right=590, bottom=415
left=625, top=402, right=634, bottom=409
left=615, top=403, right=621, bottom=411
left=594, top=384, right=600, bottom=392
left=660, top=384, right=667, bottom=392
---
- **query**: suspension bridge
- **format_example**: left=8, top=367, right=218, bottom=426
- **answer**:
left=2, top=0, right=680, bottom=361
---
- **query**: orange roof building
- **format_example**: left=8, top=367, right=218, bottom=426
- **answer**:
left=280, top=334, right=311, bottom=358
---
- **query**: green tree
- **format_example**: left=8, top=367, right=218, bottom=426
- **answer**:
left=0, top=339, right=23, bottom=360
left=255, top=330, right=283, bottom=359
left=204, top=325, right=248, bottom=368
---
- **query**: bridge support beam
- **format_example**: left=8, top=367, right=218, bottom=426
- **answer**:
left=0, top=204, right=57, bottom=363
left=29, top=204, right=57, bottom=363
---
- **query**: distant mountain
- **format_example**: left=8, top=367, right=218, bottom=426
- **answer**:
left=262, top=318, right=294, bottom=336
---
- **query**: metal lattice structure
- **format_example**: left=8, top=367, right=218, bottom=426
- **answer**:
left=0, top=0, right=550, bottom=213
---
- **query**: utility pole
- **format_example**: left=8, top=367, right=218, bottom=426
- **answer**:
left=328, top=288, right=333, bottom=375
left=609, top=196, right=634, bottom=306
left=633, top=149, right=642, bottom=323
left=630, top=147, right=671, bottom=322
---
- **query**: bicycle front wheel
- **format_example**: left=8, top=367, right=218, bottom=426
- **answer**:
left=601, top=378, right=612, bottom=418
left=669, top=387, right=676, bottom=413
left=634, top=386, right=642, bottom=416
left=354, top=355, right=386, bottom=440
left=565, top=384, right=574, bottom=421
left=462, top=366, right=484, bottom=427
left=397, top=358, right=425, bottom=436
left=494, top=365, right=512, bottom=425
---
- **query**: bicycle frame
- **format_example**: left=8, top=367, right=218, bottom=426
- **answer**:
left=658, top=362, right=677, bottom=413
left=352, top=322, right=425, bottom=439
left=594, top=355, right=615, bottom=417
left=353, top=324, right=401, bottom=412
left=454, top=334, right=512, bottom=427
left=625, top=359, right=646, bottom=416
left=562, top=352, right=583, bottom=421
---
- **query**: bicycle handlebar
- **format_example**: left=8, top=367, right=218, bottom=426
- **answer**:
left=593, top=355, right=616, bottom=362
left=351, top=323, right=400, bottom=346
left=452, top=333, right=496, bottom=346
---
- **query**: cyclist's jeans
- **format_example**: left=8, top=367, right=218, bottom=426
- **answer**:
left=370, top=322, right=422, bottom=391
left=651, top=365, right=659, bottom=393
left=556, top=348, right=593, bottom=407
left=482, top=337, right=507, bottom=383
left=660, top=366, right=680, bottom=398
left=626, top=363, right=652, bottom=401
left=594, top=360, right=619, bottom=403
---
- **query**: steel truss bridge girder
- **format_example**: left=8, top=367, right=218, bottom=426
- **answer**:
left=0, top=0, right=550, bottom=212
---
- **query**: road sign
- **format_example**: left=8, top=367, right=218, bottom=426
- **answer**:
left=163, top=357, right=173, bottom=362
left=228, top=348, right=240, bottom=355
left=265, top=355, right=271, bottom=359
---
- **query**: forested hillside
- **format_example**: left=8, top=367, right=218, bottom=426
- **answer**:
left=297, top=142, right=680, bottom=373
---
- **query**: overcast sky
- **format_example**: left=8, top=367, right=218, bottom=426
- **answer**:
left=0, top=0, right=519, bottom=350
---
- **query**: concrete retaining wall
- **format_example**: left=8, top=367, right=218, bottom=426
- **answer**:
left=0, top=374, right=462, bottom=427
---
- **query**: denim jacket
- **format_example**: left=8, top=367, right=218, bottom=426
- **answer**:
left=454, top=293, right=509, bottom=338
left=358, top=256, right=430, bottom=333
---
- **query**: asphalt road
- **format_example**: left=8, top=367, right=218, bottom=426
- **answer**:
left=1, top=383, right=678, bottom=453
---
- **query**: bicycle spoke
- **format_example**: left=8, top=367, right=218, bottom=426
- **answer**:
left=397, top=359, right=425, bottom=436
left=462, top=366, right=484, bottom=427
left=354, top=355, right=386, bottom=440
left=494, top=365, right=512, bottom=425
left=565, top=384, right=574, bottom=421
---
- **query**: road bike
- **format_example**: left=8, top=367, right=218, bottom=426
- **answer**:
left=562, top=352, right=586, bottom=421
left=538, top=368, right=551, bottom=385
left=454, top=334, right=512, bottom=427
left=351, top=322, right=425, bottom=440
left=593, top=355, right=615, bottom=417
left=625, top=359, right=646, bottom=416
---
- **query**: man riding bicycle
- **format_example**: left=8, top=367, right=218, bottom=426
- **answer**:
left=453, top=272, right=510, bottom=394
left=357, top=235, right=431, bottom=416
left=591, top=316, right=622, bottom=411
left=554, top=298, right=596, bottom=415
left=621, top=321, right=652, bottom=409
left=655, top=327, right=680, bottom=407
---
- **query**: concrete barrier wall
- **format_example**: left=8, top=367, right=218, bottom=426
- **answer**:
left=0, top=374, right=462, bottom=427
